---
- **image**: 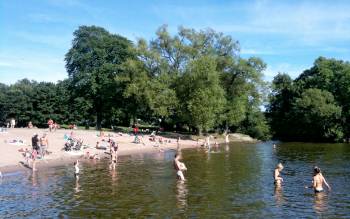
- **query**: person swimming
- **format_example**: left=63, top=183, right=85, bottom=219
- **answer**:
left=174, top=154, right=187, bottom=181
left=312, top=166, right=331, bottom=193
left=274, top=163, right=284, bottom=186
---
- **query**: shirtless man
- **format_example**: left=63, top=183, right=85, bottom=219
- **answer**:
left=174, top=154, right=187, bottom=181
left=274, top=163, right=284, bottom=186
left=312, top=166, right=331, bottom=193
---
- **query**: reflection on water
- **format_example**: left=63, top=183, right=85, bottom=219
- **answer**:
left=314, top=191, right=328, bottom=214
left=0, top=142, right=350, bottom=218
left=176, top=180, right=188, bottom=211
left=74, top=176, right=81, bottom=194
left=274, top=185, right=285, bottom=206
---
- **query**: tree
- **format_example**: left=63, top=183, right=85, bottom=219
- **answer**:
left=178, top=56, right=225, bottom=134
left=221, top=57, right=267, bottom=132
left=292, top=88, right=342, bottom=141
left=65, top=25, right=134, bottom=129
left=267, top=73, right=295, bottom=139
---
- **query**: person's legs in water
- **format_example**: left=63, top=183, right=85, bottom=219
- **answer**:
left=177, top=170, right=185, bottom=181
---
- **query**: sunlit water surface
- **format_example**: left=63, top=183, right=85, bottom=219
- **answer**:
left=1, top=142, right=350, bottom=218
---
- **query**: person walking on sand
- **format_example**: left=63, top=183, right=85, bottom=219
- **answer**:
left=274, top=163, right=284, bottom=186
left=174, top=154, right=187, bottom=181
left=307, top=166, right=331, bottom=193
left=225, top=133, right=230, bottom=144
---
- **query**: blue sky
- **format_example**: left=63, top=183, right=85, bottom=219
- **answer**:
left=1, top=0, right=350, bottom=84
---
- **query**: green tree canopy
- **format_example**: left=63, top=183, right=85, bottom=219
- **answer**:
left=65, top=25, right=134, bottom=129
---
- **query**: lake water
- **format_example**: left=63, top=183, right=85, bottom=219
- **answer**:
left=1, top=142, right=350, bottom=218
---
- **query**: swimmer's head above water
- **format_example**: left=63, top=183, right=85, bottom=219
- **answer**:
left=314, top=166, right=321, bottom=175
left=276, top=163, right=284, bottom=171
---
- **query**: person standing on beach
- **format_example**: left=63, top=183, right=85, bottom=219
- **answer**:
left=32, top=134, right=40, bottom=153
left=10, top=118, right=15, bottom=128
left=40, top=133, right=49, bottom=158
left=47, top=119, right=53, bottom=132
left=174, top=154, right=187, bottom=181
left=274, top=163, right=284, bottom=186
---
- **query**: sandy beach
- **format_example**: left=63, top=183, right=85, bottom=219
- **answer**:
left=0, top=128, right=198, bottom=173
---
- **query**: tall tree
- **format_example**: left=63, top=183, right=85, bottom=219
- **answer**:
left=65, top=25, right=133, bottom=129
left=178, top=56, right=225, bottom=134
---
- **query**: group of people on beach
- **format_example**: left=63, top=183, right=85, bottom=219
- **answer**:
left=274, top=163, right=331, bottom=193
left=28, top=133, right=49, bottom=171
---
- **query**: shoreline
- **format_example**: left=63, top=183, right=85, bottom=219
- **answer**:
left=0, top=128, right=257, bottom=174
left=0, top=128, right=199, bottom=174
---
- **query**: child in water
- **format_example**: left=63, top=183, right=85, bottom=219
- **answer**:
left=274, top=163, right=284, bottom=186
left=310, top=166, right=331, bottom=192
left=74, top=160, right=80, bottom=177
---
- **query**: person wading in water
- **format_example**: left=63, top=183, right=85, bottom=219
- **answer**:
left=174, top=154, right=187, bottom=181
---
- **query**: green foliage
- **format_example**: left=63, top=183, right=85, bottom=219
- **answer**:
left=0, top=25, right=270, bottom=140
left=268, top=57, right=350, bottom=142
left=180, top=56, right=225, bottom=134
left=292, top=88, right=342, bottom=141
left=65, top=25, right=134, bottom=129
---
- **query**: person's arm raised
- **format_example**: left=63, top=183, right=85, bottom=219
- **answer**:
left=323, top=176, right=331, bottom=191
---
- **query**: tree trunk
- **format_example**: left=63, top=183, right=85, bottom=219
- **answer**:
left=197, top=127, right=202, bottom=136
left=96, top=111, right=102, bottom=130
